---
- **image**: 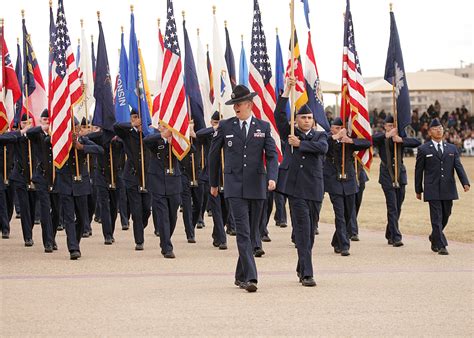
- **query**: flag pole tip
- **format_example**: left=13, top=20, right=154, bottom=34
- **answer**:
left=276, top=27, right=278, bottom=34
left=78, top=38, right=80, bottom=44
left=21, top=9, right=25, bottom=18
left=212, top=5, right=216, bottom=15
left=157, top=18, right=160, bottom=27
left=121, top=26, right=124, bottom=33
left=130, top=5, right=134, bottom=12
left=80, top=18, right=84, bottom=27
left=224, top=20, right=227, bottom=27
left=197, top=28, right=200, bottom=36
left=182, top=10, right=185, bottom=20
left=97, top=11, right=100, bottom=20
left=17, top=37, right=20, bottom=44
left=389, top=3, right=393, bottom=11
left=49, top=0, right=52, bottom=7
left=241, top=34, right=243, bottom=41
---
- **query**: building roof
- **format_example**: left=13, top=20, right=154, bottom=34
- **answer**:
left=365, top=71, right=474, bottom=92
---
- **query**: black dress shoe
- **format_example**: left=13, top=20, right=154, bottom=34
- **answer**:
left=57, top=224, right=64, bottom=231
left=15, top=213, right=21, bottom=219
left=261, top=235, right=271, bottom=242
left=135, top=243, right=144, bottom=251
left=234, top=279, right=244, bottom=288
left=44, top=245, right=54, bottom=253
left=104, top=238, right=113, bottom=245
left=387, top=239, right=394, bottom=245
left=207, top=210, right=212, bottom=217
left=279, top=222, right=288, bottom=228
left=341, top=250, right=350, bottom=256
left=154, top=231, right=160, bottom=237
left=163, top=251, right=176, bottom=259
left=350, top=234, right=360, bottom=241
left=314, top=228, right=319, bottom=235
left=431, top=243, right=439, bottom=252
left=275, top=222, right=281, bottom=227
left=243, top=281, right=258, bottom=293
left=112, top=237, right=115, bottom=243
left=70, top=251, right=81, bottom=260
left=196, top=222, right=204, bottom=229
left=333, top=247, right=341, bottom=254
left=122, top=224, right=129, bottom=231
left=187, top=237, right=196, bottom=244
left=301, top=277, right=317, bottom=287
left=254, top=248, right=265, bottom=257
left=393, top=241, right=404, bottom=247
left=212, top=241, right=220, bottom=248
left=34, top=219, right=40, bottom=225
left=2, top=231, right=9, bottom=239
left=438, top=247, right=449, bottom=255
left=94, top=216, right=101, bottom=223
left=24, top=239, right=34, bottom=247
left=229, top=229, right=236, bottom=236
left=219, top=243, right=228, bottom=250
left=53, top=242, right=58, bottom=250
left=82, top=232, right=90, bottom=238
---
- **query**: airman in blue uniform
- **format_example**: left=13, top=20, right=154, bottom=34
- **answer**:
left=113, top=111, right=151, bottom=251
left=209, top=85, right=278, bottom=292
left=143, top=125, right=182, bottom=258
left=56, top=117, right=103, bottom=260
left=415, top=118, right=470, bottom=255
left=324, top=117, right=371, bottom=256
left=274, top=78, right=328, bottom=287
left=372, top=114, right=421, bottom=246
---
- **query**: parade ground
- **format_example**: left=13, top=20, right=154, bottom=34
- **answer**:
left=1, top=158, right=473, bottom=336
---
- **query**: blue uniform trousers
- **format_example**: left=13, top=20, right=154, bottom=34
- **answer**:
left=152, top=193, right=180, bottom=254
left=126, top=187, right=151, bottom=245
left=383, top=186, right=405, bottom=242
left=329, top=193, right=354, bottom=251
left=227, top=198, right=263, bottom=283
left=35, top=187, right=54, bottom=248
left=289, top=197, right=319, bottom=278
left=61, top=194, right=88, bottom=252
left=14, top=183, right=36, bottom=242
left=97, top=186, right=118, bottom=240
left=428, top=200, right=452, bottom=249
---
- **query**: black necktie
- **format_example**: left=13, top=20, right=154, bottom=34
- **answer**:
left=241, top=121, right=247, bottom=139
left=437, top=143, right=443, bottom=157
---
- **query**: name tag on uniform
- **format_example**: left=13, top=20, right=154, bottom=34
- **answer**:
left=426, top=154, right=433, bottom=157
left=254, top=130, right=265, bottom=138
left=449, top=153, right=454, bottom=157
left=226, top=135, right=234, bottom=138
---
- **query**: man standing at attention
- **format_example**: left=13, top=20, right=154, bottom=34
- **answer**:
left=209, top=85, right=278, bottom=293
left=415, top=118, right=469, bottom=255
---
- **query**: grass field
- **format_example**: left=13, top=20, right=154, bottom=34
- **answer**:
left=319, top=156, right=474, bottom=243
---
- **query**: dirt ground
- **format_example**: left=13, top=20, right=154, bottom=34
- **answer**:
left=320, top=156, right=474, bottom=243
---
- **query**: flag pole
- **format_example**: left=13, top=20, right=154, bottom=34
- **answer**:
left=47, top=2, right=55, bottom=190
left=341, top=87, right=347, bottom=180
left=218, top=103, right=224, bottom=193
left=390, top=3, right=399, bottom=188
left=21, top=10, right=36, bottom=191
left=1, top=18, right=8, bottom=186
left=289, top=0, right=296, bottom=142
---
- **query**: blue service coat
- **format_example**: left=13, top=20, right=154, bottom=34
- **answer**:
left=209, top=116, right=278, bottom=200
left=415, top=140, right=470, bottom=201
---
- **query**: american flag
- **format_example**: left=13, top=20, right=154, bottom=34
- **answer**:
left=159, top=0, right=190, bottom=160
left=50, top=0, right=82, bottom=168
left=340, top=0, right=372, bottom=170
left=248, top=0, right=282, bottom=162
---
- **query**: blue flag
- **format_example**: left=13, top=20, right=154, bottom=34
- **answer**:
left=14, top=42, right=23, bottom=126
left=127, top=12, right=151, bottom=136
left=275, top=31, right=290, bottom=118
left=183, top=20, right=205, bottom=131
left=76, top=41, right=80, bottom=67
left=92, top=20, right=115, bottom=131
left=301, top=0, right=311, bottom=29
left=224, top=26, right=236, bottom=88
left=91, top=38, right=96, bottom=80
left=115, top=31, right=129, bottom=123
left=238, top=40, right=248, bottom=86
left=384, top=10, right=411, bottom=137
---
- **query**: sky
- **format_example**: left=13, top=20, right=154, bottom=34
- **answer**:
left=2, top=0, right=473, bottom=98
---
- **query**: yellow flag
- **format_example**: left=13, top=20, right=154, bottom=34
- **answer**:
left=138, top=47, right=153, bottom=114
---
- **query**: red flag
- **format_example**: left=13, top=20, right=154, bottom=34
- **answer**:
left=340, top=1, right=372, bottom=170
left=1, top=27, right=21, bottom=133
left=159, top=0, right=190, bottom=160
left=50, top=0, right=82, bottom=168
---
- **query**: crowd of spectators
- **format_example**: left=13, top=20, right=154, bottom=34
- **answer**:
left=368, top=101, right=473, bottom=156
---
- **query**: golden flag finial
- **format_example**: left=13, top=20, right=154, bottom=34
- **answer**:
left=80, top=19, right=84, bottom=27
left=389, top=3, right=393, bottom=11
left=157, top=18, right=160, bottom=27
left=121, top=26, right=124, bottom=33
left=21, top=10, right=25, bottom=18
left=97, top=11, right=100, bottom=20
left=130, top=5, right=134, bottom=12
left=197, top=28, right=200, bottom=36
left=182, top=11, right=185, bottom=20
left=49, top=0, right=52, bottom=8
left=212, top=5, right=216, bottom=15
